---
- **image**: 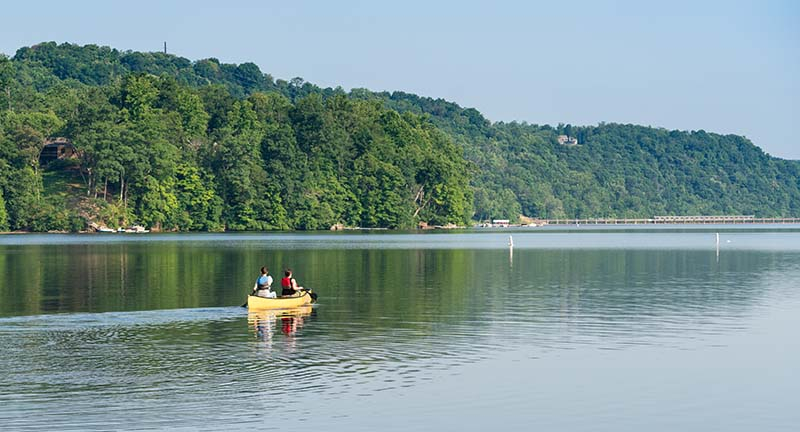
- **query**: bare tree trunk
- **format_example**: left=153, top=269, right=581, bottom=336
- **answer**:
left=78, top=167, right=88, bottom=190
left=413, top=197, right=432, bottom=218
left=103, top=178, right=107, bottom=200
left=412, top=185, right=430, bottom=218
left=121, top=176, right=127, bottom=209
left=84, top=167, right=93, bottom=196
left=413, top=185, right=424, bottom=204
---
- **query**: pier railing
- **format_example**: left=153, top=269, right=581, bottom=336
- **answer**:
left=543, top=215, right=800, bottom=225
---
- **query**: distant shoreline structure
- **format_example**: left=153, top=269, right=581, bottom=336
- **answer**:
left=3, top=215, right=800, bottom=235
left=520, top=215, right=800, bottom=226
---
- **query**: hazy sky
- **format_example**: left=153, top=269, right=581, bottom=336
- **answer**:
left=2, top=0, right=798, bottom=158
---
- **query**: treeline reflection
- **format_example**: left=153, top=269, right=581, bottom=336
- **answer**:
left=1, top=243, right=793, bottom=325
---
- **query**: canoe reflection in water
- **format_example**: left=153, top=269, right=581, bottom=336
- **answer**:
left=248, top=306, right=314, bottom=352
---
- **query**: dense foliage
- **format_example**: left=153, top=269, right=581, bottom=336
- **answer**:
left=0, top=42, right=798, bottom=231
left=375, top=92, right=800, bottom=219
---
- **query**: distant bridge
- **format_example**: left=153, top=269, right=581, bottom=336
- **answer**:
left=544, top=215, right=800, bottom=225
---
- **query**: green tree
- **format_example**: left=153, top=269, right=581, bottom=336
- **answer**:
left=0, top=54, right=12, bottom=111
left=174, top=164, right=222, bottom=231
left=0, top=189, right=9, bottom=231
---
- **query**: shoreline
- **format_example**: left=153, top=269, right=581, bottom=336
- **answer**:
left=3, top=222, right=800, bottom=236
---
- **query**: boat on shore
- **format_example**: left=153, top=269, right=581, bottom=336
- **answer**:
left=91, top=222, right=149, bottom=233
left=247, top=291, right=313, bottom=310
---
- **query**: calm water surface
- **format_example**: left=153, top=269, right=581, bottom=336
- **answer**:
left=1, top=228, right=799, bottom=431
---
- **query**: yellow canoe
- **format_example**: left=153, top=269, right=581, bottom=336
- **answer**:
left=247, top=291, right=312, bottom=310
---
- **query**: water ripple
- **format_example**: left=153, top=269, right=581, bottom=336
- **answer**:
left=2, top=242, right=799, bottom=431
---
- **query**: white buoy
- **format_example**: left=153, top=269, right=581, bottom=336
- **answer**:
left=509, top=235, right=514, bottom=248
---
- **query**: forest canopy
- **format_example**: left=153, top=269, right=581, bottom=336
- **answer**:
left=0, top=42, right=798, bottom=232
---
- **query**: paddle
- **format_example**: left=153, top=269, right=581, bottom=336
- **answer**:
left=301, top=288, right=318, bottom=302
left=241, top=290, right=254, bottom=308
left=241, top=284, right=259, bottom=308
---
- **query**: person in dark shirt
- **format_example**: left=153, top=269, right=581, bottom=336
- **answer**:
left=280, top=268, right=303, bottom=297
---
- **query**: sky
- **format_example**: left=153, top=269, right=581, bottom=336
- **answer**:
left=2, top=0, right=798, bottom=159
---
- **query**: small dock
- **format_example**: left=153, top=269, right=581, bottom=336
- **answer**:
left=544, top=215, right=800, bottom=225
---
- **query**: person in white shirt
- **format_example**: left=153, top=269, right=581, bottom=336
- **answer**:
left=253, top=267, right=275, bottom=298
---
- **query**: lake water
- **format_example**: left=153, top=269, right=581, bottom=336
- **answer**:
left=1, top=227, right=799, bottom=431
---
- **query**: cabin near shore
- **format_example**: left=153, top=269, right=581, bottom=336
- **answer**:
left=39, top=137, right=78, bottom=165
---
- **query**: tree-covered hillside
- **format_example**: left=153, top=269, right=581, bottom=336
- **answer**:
left=375, top=92, right=800, bottom=219
left=1, top=42, right=798, bottom=231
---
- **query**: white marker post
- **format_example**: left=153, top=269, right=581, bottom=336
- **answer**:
left=509, top=235, right=514, bottom=267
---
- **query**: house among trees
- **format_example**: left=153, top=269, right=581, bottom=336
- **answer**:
left=557, top=135, right=579, bottom=146
left=39, top=138, right=78, bottom=165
